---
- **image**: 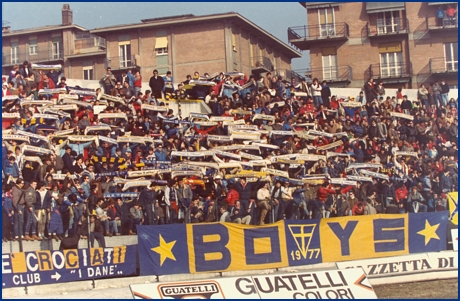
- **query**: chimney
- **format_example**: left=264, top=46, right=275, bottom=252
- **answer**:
left=62, top=4, right=73, bottom=25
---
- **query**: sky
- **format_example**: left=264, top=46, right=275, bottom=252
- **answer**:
left=2, top=2, right=310, bottom=70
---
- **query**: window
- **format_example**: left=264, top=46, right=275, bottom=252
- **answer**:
left=83, top=66, right=94, bottom=80
left=29, top=39, right=37, bottom=55
left=322, top=48, right=338, bottom=80
left=377, top=11, right=400, bottom=34
left=379, top=52, right=403, bottom=77
left=249, top=42, right=255, bottom=66
left=155, top=37, right=168, bottom=55
left=444, top=42, right=458, bottom=71
left=318, top=7, right=335, bottom=37
left=232, top=33, right=237, bottom=52
left=119, top=42, right=131, bottom=68
left=10, top=42, right=19, bottom=64
left=52, top=41, right=62, bottom=59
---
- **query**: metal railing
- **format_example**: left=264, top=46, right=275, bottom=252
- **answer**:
left=74, top=33, right=106, bottom=51
left=426, top=13, right=458, bottom=29
left=250, top=56, right=273, bottom=72
left=301, top=65, right=353, bottom=83
left=274, top=69, right=306, bottom=82
left=369, top=62, right=412, bottom=79
left=2, top=49, right=63, bottom=66
left=366, top=18, right=409, bottom=37
left=430, top=57, right=458, bottom=73
left=288, top=22, right=349, bottom=41
left=105, top=55, right=138, bottom=69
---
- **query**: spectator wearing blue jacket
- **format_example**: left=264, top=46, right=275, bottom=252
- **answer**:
left=350, top=141, right=365, bottom=163
left=67, top=141, right=94, bottom=156
left=3, top=156, right=20, bottom=179
left=155, top=145, right=168, bottom=161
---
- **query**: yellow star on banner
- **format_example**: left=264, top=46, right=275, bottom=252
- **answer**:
left=417, top=220, right=440, bottom=246
left=151, top=234, right=177, bottom=266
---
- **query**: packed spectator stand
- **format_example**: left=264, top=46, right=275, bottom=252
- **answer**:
left=1, top=60, right=458, bottom=248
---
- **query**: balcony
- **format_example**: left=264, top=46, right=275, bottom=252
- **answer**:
left=366, top=18, right=409, bottom=39
left=72, top=33, right=106, bottom=56
left=105, top=55, right=139, bottom=71
left=429, top=57, right=458, bottom=75
left=287, top=23, right=349, bottom=50
left=274, top=69, right=306, bottom=82
left=368, top=62, right=412, bottom=84
left=299, top=65, right=352, bottom=86
left=250, top=56, right=273, bottom=74
left=427, top=13, right=458, bottom=31
left=2, top=49, right=63, bottom=67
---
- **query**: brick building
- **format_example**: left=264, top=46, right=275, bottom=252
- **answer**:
left=90, top=12, right=301, bottom=82
left=2, top=6, right=301, bottom=83
left=2, top=4, right=107, bottom=80
left=288, top=2, right=458, bottom=89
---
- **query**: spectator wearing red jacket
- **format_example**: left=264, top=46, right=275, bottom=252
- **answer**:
left=225, top=184, right=240, bottom=211
left=317, top=182, right=337, bottom=203
left=352, top=202, right=365, bottom=215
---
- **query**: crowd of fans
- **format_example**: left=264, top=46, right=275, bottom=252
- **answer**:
left=1, top=60, right=458, bottom=247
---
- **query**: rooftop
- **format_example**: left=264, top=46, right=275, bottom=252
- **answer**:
left=2, top=23, right=88, bottom=37
left=91, top=12, right=301, bottom=59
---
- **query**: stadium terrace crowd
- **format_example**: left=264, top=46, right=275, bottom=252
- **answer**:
left=1, top=60, right=458, bottom=247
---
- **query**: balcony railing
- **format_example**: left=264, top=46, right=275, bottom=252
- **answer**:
left=302, top=65, right=353, bottom=84
left=369, top=62, right=412, bottom=79
left=2, top=49, right=64, bottom=66
left=250, top=56, right=273, bottom=72
left=427, top=13, right=458, bottom=29
left=366, top=18, right=409, bottom=37
left=430, top=57, right=458, bottom=74
left=288, top=22, right=349, bottom=42
left=74, top=33, right=106, bottom=54
left=274, top=69, right=306, bottom=82
left=105, top=55, right=138, bottom=70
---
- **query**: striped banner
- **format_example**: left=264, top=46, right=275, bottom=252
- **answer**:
left=20, top=100, right=54, bottom=107
left=16, top=130, right=49, bottom=142
left=309, top=130, right=334, bottom=138
left=231, top=131, right=260, bottom=140
left=359, top=169, right=389, bottom=181
left=213, top=149, right=241, bottom=160
left=98, top=135, right=118, bottom=145
left=171, top=170, right=203, bottom=179
left=31, top=63, right=61, bottom=70
left=390, top=112, right=414, bottom=120
left=207, top=135, right=233, bottom=142
left=38, top=88, right=67, bottom=94
left=100, top=94, right=125, bottom=104
left=252, top=114, right=275, bottom=123
left=262, top=168, right=289, bottom=178
left=317, top=140, right=344, bottom=151
left=171, top=151, right=213, bottom=157
left=330, top=178, right=357, bottom=186
left=223, top=119, right=245, bottom=126
left=209, top=116, right=234, bottom=122
left=98, top=113, right=128, bottom=120
left=141, top=104, right=168, bottom=112
left=23, top=156, right=43, bottom=165
left=58, top=94, right=78, bottom=100
left=189, top=112, right=209, bottom=120
left=346, top=175, right=373, bottom=182
left=395, top=151, right=418, bottom=157
left=22, top=145, right=52, bottom=154
left=239, top=152, right=263, bottom=160
left=2, top=135, right=30, bottom=143
left=54, top=129, right=75, bottom=136
left=84, top=125, right=112, bottom=135
left=2, top=113, right=20, bottom=118
left=346, top=163, right=382, bottom=172
left=296, top=154, right=327, bottom=161
left=68, top=135, right=97, bottom=141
